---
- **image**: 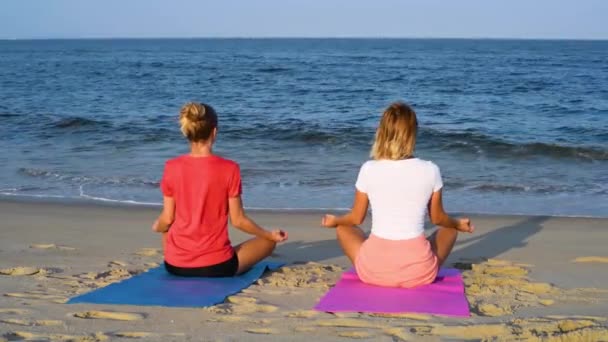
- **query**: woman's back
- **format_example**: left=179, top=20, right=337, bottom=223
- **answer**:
left=321, top=101, right=472, bottom=288
left=356, top=158, right=442, bottom=240
left=153, top=102, right=287, bottom=278
left=161, top=154, right=241, bottom=267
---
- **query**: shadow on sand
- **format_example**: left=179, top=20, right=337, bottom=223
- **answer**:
left=274, top=216, right=549, bottom=266
left=447, top=215, right=548, bottom=266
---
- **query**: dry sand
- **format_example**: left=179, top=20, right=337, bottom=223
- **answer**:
left=0, top=199, right=607, bottom=341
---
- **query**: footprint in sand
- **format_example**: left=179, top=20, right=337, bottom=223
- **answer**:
left=286, top=310, right=319, bottom=318
left=226, top=296, right=258, bottom=305
left=72, top=311, right=144, bottom=321
left=0, top=308, right=29, bottom=315
left=135, top=248, right=160, bottom=257
left=207, top=315, right=247, bottom=323
left=4, top=292, right=66, bottom=302
left=113, top=332, right=155, bottom=338
left=510, top=317, right=603, bottom=339
left=315, top=318, right=384, bottom=329
left=0, top=318, right=63, bottom=326
left=207, top=316, right=270, bottom=325
left=370, top=313, right=431, bottom=321
left=207, top=302, right=279, bottom=315
left=557, top=319, right=596, bottom=333
left=383, top=328, right=414, bottom=341
left=206, top=295, right=279, bottom=315
left=109, top=260, right=128, bottom=267
left=538, top=299, right=555, bottom=306
left=432, top=324, right=513, bottom=339
left=257, top=262, right=343, bottom=289
left=30, top=243, right=76, bottom=251
left=475, top=303, right=513, bottom=317
left=294, top=326, right=316, bottom=333
left=337, top=331, right=373, bottom=339
left=75, top=268, right=140, bottom=289
left=573, top=256, right=608, bottom=263
left=0, top=267, right=41, bottom=276
left=462, top=259, right=565, bottom=317
left=546, top=315, right=607, bottom=321
left=4, top=332, right=108, bottom=341
left=245, top=328, right=278, bottom=335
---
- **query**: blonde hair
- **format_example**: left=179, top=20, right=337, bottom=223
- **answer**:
left=179, top=102, right=218, bottom=142
left=370, top=102, right=418, bottom=160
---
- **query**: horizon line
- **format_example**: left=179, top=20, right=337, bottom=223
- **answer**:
left=1, top=36, right=608, bottom=42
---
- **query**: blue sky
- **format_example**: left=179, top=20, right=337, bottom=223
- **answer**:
left=1, top=0, right=607, bottom=39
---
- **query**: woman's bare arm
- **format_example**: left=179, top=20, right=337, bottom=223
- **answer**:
left=152, top=196, right=175, bottom=232
left=228, top=196, right=287, bottom=242
left=428, top=190, right=473, bottom=233
left=322, top=190, right=369, bottom=227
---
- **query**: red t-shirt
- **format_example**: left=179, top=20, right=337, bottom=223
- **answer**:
left=160, top=155, right=242, bottom=267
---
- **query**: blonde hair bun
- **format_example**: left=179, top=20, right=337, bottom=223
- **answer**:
left=179, top=102, right=218, bottom=142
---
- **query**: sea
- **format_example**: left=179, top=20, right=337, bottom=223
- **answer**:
left=0, top=39, right=607, bottom=217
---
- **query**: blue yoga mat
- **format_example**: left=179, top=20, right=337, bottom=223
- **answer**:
left=67, top=261, right=284, bottom=307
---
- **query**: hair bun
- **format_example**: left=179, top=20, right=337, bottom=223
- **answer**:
left=178, top=102, right=218, bottom=142
left=182, top=102, right=207, bottom=122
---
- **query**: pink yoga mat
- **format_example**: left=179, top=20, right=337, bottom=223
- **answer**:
left=314, top=268, right=470, bottom=317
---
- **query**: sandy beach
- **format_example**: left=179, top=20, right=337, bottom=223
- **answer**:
left=1, top=198, right=607, bottom=341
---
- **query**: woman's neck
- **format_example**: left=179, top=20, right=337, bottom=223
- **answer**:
left=189, top=141, right=213, bottom=157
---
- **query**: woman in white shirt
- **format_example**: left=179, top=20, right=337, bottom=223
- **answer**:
left=321, top=102, right=474, bottom=288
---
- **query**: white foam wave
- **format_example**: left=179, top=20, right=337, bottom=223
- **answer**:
left=78, top=185, right=160, bottom=206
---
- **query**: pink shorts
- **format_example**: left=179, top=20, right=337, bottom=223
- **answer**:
left=355, top=233, right=438, bottom=288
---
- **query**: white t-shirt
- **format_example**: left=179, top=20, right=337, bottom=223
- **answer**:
left=355, top=158, right=443, bottom=240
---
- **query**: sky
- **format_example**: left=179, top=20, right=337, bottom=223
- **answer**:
left=1, top=0, right=607, bottom=40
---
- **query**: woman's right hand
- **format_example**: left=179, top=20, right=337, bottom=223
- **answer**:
left=152, top=219, right=160, bottom=232
left=456, top=218, right=474, bottom=233
left=268, top=229, right=288, bottom=242
left=321, top=214, right=338, bottom=228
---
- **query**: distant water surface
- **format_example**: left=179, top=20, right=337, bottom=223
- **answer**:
left=0, top=39, right=607, bottom=216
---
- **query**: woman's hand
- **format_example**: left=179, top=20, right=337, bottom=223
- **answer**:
left=152, top=218, right=171, bottom=233
left=152, top=219, right=160, bottom=232
left=321, top=214, right=338, bottom=228
left=456, top=218, right=474, bottom=233
left=268, top=229, right=288, bottom=242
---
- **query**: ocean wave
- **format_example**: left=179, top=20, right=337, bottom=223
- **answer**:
left=255, top=67, right=291, bottom=73
left=4, top=112, right=607, bottom=161
left=420, top=128, right=608, bottom=161
left=52, top=116, right=111, bottom=129
left=222, top=123, right=607, bottom=161
left=17, top=168, right=159, bottom=187
left=468, top=183, right=550, bottom=193
left=3, top=112, right=178, bottom=142
left=78, top=187, right=160, bottom=206
left=556, top=126, right=608, bottom=139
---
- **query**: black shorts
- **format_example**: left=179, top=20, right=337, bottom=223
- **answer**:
left=164, top=253, right=239, bottom=277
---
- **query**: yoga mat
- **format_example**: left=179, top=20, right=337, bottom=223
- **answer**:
left=314, top=268, right=470, bottom=317
left=67, top=261, right=284, bottom=307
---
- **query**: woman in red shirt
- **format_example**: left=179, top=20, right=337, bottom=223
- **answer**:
left=152, top=102, right=288, bottom=277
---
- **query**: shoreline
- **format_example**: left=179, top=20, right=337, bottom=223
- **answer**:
left=1, top=195, right=606, bottom=219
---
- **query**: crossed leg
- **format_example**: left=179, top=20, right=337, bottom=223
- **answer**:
left=335, top=224, right=367, bottom=264
left=233, top=237, right=277, bottom=275
left=427, top=227, right=459, bottom=267
left=162, top=232, right=276, bottom=275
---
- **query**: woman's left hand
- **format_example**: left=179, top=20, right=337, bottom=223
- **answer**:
left=268, top=229, right=288, bottom=242
left=321, top=214, right=338, bottom=228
